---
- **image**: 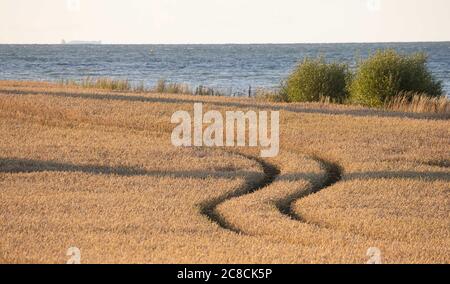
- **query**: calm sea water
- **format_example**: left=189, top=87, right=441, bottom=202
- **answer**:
left=1, top=43, right=449, bottom=95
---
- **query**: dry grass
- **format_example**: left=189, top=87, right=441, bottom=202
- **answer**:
left=0, top=80, right=449, bottom=264
left=61, top=77, right=132, bottom=92
left=154, top=79, right=192, bottom=94
left=385, top=92, right=450, bottom=117
left=254, top=88, right=286, bottom=103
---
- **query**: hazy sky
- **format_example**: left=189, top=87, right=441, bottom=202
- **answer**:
left=1, top=0, right=449, bottom=44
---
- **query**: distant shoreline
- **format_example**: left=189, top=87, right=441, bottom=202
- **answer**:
left=2, top=41, right=450, bottom=45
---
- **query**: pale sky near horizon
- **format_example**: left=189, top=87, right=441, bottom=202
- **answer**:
left=1, top=0, right=449, bottom=44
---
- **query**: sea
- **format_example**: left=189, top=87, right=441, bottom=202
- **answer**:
left=1, top=42, right=449, bottom=96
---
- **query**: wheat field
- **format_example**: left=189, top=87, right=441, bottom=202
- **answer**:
left=0, top=81, right=448, bottom=264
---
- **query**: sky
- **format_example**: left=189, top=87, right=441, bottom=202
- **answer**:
left=1, top=0, right=449, bottom=44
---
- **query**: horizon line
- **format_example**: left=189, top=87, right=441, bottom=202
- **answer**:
left=1, top=40, right=450, bottom=45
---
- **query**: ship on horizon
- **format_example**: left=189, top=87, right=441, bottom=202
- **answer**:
left=61, top=39, right=102, bottom=45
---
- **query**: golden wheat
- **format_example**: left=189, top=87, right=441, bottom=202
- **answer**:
left=0, top=81, right=448, bottom=263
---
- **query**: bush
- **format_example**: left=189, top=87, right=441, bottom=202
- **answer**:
left=349, top=50, right=443, bottom=107
left=282, top=57, right=350, bottom=103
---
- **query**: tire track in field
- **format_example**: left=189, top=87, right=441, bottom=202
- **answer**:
left=276, top=157, right=343, bottom=221
left=200, top=153, right=343, bottom=235
left=199, top=153, right=280, bottom=234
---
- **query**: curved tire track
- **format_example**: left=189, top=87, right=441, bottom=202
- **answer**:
left=199, top=153, right=280, bottom=234
left=201, top=154, right=343, bottom=234
left=277, top=157, right=343, bottom=221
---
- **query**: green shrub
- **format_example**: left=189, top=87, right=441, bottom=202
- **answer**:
left=282, top=57, right=350, bottom=103
left=349, top=50, right=443, bottom=107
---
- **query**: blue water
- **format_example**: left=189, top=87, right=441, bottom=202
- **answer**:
left=1, top=43, right=449, bottom=95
